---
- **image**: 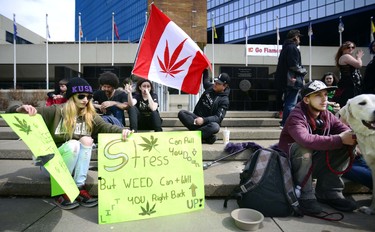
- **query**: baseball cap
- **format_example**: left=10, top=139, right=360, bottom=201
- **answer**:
left=214, top=73, right=230, bottom=84
left=287, top=29, right=303, bottom=39
left=300, top=80, right=337, bottom=98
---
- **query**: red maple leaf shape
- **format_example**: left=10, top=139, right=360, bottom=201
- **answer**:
left=157, top=38, right=191, bottom=78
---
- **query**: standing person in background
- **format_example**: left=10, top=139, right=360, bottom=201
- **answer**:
left=275, top=29, right=307, bottom=128
left=7, top=77, right=133, bottom=210
left=93, top=72, right=129, bottom=127
left=46, top=78, right=69, bottom=106
left=332, top=41, right=364, bottom=107
left=178, top=69, right=230, bottom=144
left=320, top=72, right=340, bottom=114
left=124, top=79, right=163, bottom=132
left=362, top=40, right=375, bottom=94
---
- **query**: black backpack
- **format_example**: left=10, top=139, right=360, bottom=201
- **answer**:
left=224, top=147, right=303, bottom=217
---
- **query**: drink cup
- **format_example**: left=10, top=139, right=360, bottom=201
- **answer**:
left=223, top=129, right=230, bottom=145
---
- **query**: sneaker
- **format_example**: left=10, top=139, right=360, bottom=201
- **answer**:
left=299, top=199, right=323, bottom=215
left=54, top=194, right=79, bottom=210
left=317, top=198, right=357, bottom=212
left=203, top=135, right=217, bottom=144
left=76, top=186, right=98, bottom=207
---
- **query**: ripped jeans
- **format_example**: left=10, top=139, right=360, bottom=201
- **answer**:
left=41, top=137, right=93, bottom=187
left=290, top=143, right=350, bottom=200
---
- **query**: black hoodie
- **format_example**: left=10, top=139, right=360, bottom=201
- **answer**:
left=193, top=70, right=230, bottom=125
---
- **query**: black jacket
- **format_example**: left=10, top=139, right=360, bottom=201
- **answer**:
left=275, top=39, right=306, bottom=91
left=193, top=70, right=230, bottom=125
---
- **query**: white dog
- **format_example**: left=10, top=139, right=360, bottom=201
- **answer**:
left=339, top=94, right=375, bottom=215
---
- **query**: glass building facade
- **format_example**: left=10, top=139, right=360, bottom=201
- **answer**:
left=207, top=0, right=375, bottom=46
left=75, top=1, right=147, bottom=42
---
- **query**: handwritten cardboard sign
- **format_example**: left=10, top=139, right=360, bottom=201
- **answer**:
left=98, top=131, right=204, bottom=224
left=0, top=114, right=79, bottom=201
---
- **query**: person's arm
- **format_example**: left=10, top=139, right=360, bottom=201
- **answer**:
left=146, top=91, right=158, bottom=111
left=124, top=84, right=137, bottom=106
left=202, top=69, right=212, bottom=90
left=340, top=51, right=363, bottom=68
left=287, top=113, right=346, bottom=151
left=200, top=96, right=229, bottom=125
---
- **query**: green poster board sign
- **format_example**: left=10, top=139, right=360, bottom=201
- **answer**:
left=1, top=114, right=79, bottom=201
left=98, top=131, right=204, bottom=224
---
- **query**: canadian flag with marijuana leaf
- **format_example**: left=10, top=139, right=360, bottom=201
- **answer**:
left=132, top=4, right=211, bottom=94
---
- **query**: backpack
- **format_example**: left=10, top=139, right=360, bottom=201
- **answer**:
left=224, top=147, right=303, bottom=217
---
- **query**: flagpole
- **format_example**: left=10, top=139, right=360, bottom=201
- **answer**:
left=78, top=12, right=82, bottom=76
left=245, top=17, right=248, bottom=67
left=13, top=13, right=17, bottom=90
left=276, top=16, right=280, bottom=58
left=46, top=14, right=49, bottom=89
left=112, top=12, right=114, bottom=66
left=308, top=17, right=312, bottom=82
left=211, top=12, right=215, bottom=82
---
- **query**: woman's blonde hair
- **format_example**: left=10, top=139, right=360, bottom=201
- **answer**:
left=61, top=96, right=96, bottom=139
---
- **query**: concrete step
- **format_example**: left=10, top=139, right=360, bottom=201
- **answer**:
left=0, top=118, right=281, bottom=128
left=0, top=139, right=278, bottom=161
left=0, top=126, right=282, bottom=141
left=0, top=159, right=369, bottom=198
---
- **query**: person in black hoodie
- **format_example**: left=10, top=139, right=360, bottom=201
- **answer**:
left=178, top=69, right=230, bottom=144
left=275, top=29, right=307, bottom=128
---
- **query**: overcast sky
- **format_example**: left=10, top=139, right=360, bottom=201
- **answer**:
left=0, top=0, right=75, bottom=41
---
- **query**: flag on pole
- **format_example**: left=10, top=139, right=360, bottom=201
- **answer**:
left=371, top=17, right=375, bottom=42
left=13, top=14, right=17, bottom=40
left=276, top=16, right=280, bottom=42
left=46, top=14, right=51, bottom=39
left=132, top=4, right=212, bottom=95
left=79, top=13, right=83, bottom=38
left=212, top=17, right=218, bottom=39
left=114, top=22, right=120, bottom=40
left=338, top=17, right=344, bottom=33
left=244, top=18, right=248, bottom=37
left=308, top=21, right=313, bottom=37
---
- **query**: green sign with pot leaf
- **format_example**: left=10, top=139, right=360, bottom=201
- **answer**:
left=0, top=113, right=79, bottom=201
left=98, top=131, right=204, bottom=224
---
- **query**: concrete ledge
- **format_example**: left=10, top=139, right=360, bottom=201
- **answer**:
left=0, top=139, right=279, bottom=161
left=0, top=160, right=370, bottom=198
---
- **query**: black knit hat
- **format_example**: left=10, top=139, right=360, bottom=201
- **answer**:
left=65, top=77, right=93, bottom=99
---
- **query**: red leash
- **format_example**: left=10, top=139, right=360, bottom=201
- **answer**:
left=325, top=146, right=355, bottom=175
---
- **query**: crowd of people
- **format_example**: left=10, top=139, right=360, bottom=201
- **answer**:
left=275, top=29, right=374, bottom=215
left=6, top=32, right=375, bottom=216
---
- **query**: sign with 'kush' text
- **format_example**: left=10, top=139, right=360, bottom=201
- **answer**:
left=98, top=131, right=204, bottom=224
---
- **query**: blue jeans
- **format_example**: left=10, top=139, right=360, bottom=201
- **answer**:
left=281, top=88, right=300, bottom=126
left=343, top=155, right=372, bottom=189
left=41, top=140, right=92, bottom=187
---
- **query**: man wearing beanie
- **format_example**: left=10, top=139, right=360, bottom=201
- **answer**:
left=178, top=69, right=230, bottom=144
left=278, top=80, right=357, bottom=215
left=7, top=77, right=132, bottom=210
left=93, top=71, right=129, bottom=127
left=275, top=29, right=307, bottom=128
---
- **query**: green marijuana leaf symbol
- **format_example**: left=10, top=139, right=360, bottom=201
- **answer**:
left=139, top=135, right=159, bottom=152
left=139, top=201, right=156, bottom=216
left=13, top=116, right=31, bottom=135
